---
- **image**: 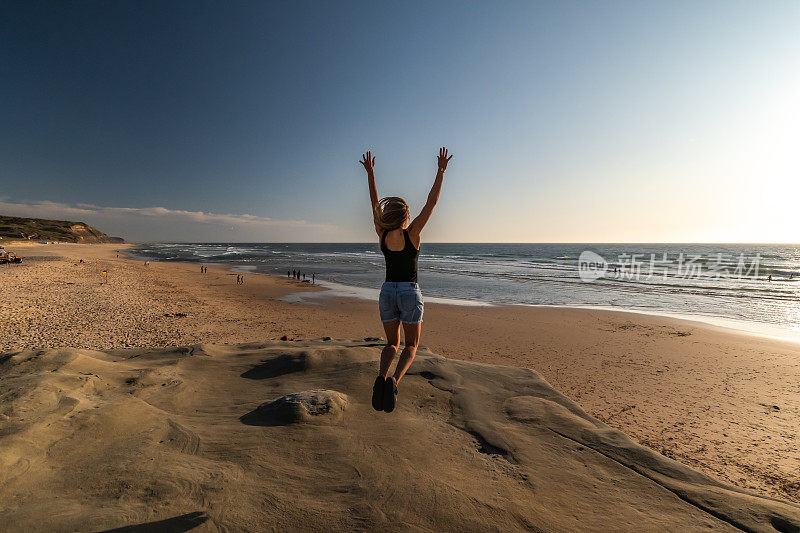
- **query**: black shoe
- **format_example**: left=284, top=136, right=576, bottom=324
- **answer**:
left=383, top=376, right=397, bottom=413
left=371, top=376, right=385, bottom=411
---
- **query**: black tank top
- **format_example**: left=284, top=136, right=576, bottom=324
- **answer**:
left=380, top=229, right=419, bottom=283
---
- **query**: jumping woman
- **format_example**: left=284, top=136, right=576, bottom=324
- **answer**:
left=359, top=147, right=453, bottom=413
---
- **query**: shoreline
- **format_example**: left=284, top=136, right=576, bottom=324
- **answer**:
left=122, top=243, right=800, bottom=343
left=276, top=274, right=800, bottom=344
left=15, top=239, right=800, bottom=358
left=3, top=242, right=800, bottom=504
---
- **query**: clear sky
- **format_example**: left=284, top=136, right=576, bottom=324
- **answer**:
left=2, top=1, right=799, bottom=243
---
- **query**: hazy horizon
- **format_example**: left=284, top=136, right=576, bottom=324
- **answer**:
left=132, top=240, right=800, bottom=245
left=3, top=1, right=799, bottom=243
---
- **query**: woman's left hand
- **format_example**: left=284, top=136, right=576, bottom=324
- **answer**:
left=437, top=147, right=453, bottom=171
left=359, top=151, right=376, bottom=174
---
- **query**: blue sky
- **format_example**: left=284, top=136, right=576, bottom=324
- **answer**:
left=2, top=1, right=799, bottom=242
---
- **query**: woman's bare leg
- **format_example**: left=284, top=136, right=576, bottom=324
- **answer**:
left=393, top=322, right=421, bottom=383
left=379, top=320, right=400, bottom=377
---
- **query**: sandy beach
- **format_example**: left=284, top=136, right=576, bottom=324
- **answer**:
left=6, top=1, right=800, bottom=530
left=2, top=243, right=799, bottom=530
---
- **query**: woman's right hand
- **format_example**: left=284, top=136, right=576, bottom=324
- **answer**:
left=437, top=147, right=453, bottom=171
left=359, top=151, right=375, bottom=174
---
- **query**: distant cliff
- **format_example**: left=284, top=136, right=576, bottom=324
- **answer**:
left=0, top=215, right=124, bottom=244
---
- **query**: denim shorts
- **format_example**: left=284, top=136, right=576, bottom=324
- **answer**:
left=379, top=282, right=424, bottom=324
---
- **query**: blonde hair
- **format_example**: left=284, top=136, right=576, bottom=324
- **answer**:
left=374, top=197, right=410, bottom=231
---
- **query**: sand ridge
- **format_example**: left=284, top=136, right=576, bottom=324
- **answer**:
left=1, top=339, right=799, bottom=531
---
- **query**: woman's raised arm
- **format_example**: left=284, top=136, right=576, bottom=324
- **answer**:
left=359, top=151, right=381, bottom=234
left=409, top=147, right=452, bottom=235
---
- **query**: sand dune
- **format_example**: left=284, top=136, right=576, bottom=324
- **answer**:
left=1, top=339, right=797, bottom=532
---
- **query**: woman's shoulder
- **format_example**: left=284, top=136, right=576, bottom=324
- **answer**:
left=404, top=228, right=421, bottom=250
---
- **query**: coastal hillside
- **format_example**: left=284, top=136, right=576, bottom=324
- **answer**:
left=0, top=215, right=123, bottom=244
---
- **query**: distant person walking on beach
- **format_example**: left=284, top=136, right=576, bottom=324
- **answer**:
left=360, top=147, right=452, bottom=413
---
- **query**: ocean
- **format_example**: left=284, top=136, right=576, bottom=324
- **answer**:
left=128, top=243, right=800, bottom=337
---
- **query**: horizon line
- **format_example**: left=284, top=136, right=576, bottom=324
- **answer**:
left=125, top=241, right=800, bottom=246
